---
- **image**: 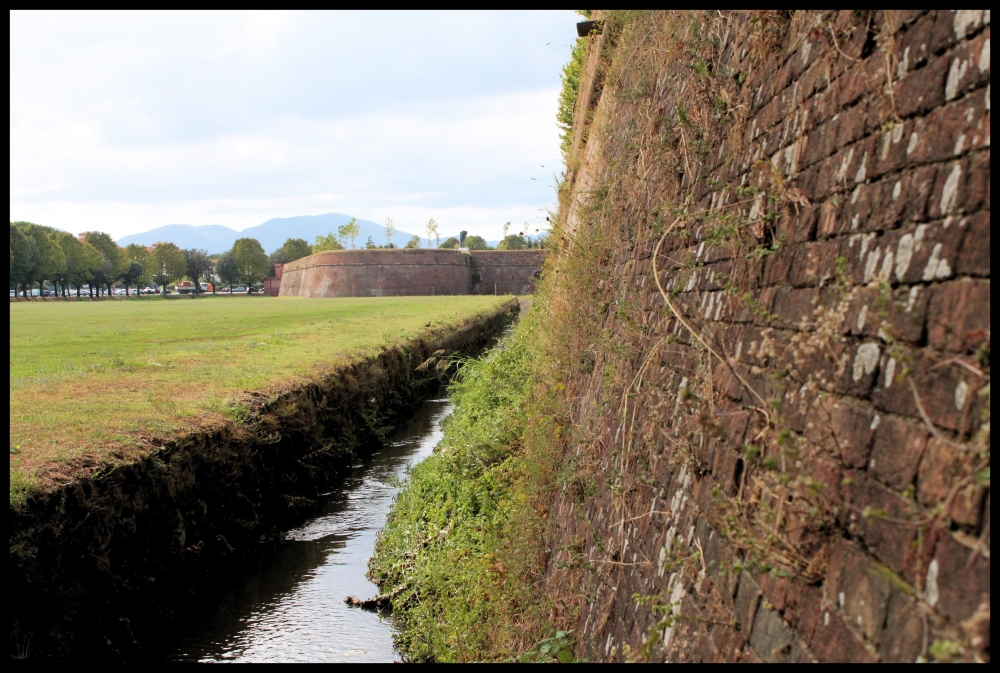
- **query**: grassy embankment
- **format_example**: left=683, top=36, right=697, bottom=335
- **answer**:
left=9, top=295, right=511, bottom=505
left=367, top=18, right=594, bottom=663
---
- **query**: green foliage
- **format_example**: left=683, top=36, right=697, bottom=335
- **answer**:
left=215, top=250, right=240, bottom=290
left=370, top=317, right=537, bottom=661
left=150, top=242, right=187, bottom=288
left=231, top=237, right=268, bottom=288
left=465, top=235, right=489, bottom=250
left=405, top=235, right=422, bottom=249
left=280, top=237, right=312, bottom=262
left=124, top=243, right=152, bottom=287
left=9, top=223, right=34, bottom=289
left=384, top=217, right=396, bottom=246
left=340, top=217, right=361, bottom=249
left=183, top=248, right=212, bottom=291
left=498, top=234, right=527, bottom=250
left=312, top=231, right=346, bottom=253
left=84, top=231, right=124, bottom=290
left=426, top=218, right=440, bottom=248
left=440, top=236, right=460, bottom=249
left=519, top=630, right=577, bottom=663
left=558, top=37, right=588, bottom=155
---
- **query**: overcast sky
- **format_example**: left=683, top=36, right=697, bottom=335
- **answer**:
left=10, top=10, right=579, bottom=241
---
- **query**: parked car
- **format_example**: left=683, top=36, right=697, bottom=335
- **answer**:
left=234, top=286, right=246, bottom=293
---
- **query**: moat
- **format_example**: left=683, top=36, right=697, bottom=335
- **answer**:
left=155, top=391, right=452, bottom=663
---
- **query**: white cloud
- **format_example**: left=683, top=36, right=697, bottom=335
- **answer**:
left=10, top=10, right=578, bottom=241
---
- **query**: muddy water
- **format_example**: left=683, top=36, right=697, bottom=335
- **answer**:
left=162, top=392, right=452, bottom=663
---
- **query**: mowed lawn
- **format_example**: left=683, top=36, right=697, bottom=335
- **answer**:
left=10, top=295, right=510, bottom=501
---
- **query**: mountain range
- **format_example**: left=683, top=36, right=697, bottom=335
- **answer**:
left=116, top=213, right=428, bottom=255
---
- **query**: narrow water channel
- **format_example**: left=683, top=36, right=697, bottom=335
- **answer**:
left=161, top=391, right=452, bottom=663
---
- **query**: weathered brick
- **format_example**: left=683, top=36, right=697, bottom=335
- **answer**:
left=807, top=607, right=877, bottom=662
left=869, top=414, right=928, bottom=490
left=843, top=474, right=919, bottom=573
left=917, top=437, right=985, bottom=527
left=828, top=543, right=893, bottom=646
left=954, top=211, right=990, bottom=276
left=924, top=527, right=991, bottom=624
left=870, top=348, right=986, bottom=433
left=879, top=589, right=926, bottom=663
left=926, top=278, right=990, bottom=353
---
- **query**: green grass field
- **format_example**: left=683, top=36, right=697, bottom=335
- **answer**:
left=9, top=295, right=511, bottom=502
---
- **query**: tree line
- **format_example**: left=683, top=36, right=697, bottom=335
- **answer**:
left=9, top=221, right=279, bottom=298
left=10, top=218, right=549, bottom=298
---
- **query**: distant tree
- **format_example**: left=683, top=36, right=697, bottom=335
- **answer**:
left=281, top=238, right=312, bottom=262
left=365, top=235, right=377, bottom=249
left=341, top=217, right=361, bottom=249
left=120, top=261, right=145, bottom=296
left=125, top=244, right=152, bottom=295
left=440, top=237, right=460, bottom=249
left=335, top=224, right=349, bottom=248
left=10, top=223, right=34, bottom=293
left=464, top=235, right=489, bottom=250
left=426, top=219, right=439, bottom=248
left=22, top=224, right=67, bottom=298
left=183, top=248, right=212, bottom=294
left=216, top=250, right=239, bottom=292
left=384, top=217, right=395, bottom=247
left=232, top=238, right=268, bottom=291
left=150, top=242, right=186, bottom=292
left=498, top=234, right=527, bottom=250
left=503, top=221, right=511, bottom=238
left=52, top=232, right=81, bottom=296
left=73, top=242, right=103, bottom=298
left=312, top=231, right=345, bottom=253
left=404, top=235, right=422, bottom=249
left=84, top=231, right=125, bottom=296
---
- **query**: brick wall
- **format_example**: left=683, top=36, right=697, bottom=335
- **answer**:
left=546, top=10, right=989, bottom=663
left=278, top=249, right=547, bottom=297
left=470, top=250, right=548, bottom=295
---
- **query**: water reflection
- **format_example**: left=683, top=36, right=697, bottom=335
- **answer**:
left=165, top=393, right=451, bottom=663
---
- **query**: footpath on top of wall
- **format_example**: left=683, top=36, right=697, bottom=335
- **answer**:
left=540, top=10, right=988, bottom=663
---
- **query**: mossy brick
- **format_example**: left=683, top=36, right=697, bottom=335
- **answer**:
left=869, top=414, right=929, bottom=490
left=926, top=278, right=990, bottom=353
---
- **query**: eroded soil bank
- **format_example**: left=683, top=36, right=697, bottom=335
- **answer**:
left=10, top=299, right=517, bottom=661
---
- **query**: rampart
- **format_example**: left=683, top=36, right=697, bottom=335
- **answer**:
left=543, top=10, right=990, bottom=664
left=278, top=248, right=547, bottom=297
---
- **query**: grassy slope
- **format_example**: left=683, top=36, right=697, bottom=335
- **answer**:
left=9, top=295, right=510, bottom=502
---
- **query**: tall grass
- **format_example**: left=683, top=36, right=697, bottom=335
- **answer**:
left=369, top=311, right=549, bottom=661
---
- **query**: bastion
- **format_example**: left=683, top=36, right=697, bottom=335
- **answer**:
left=277, top=248, right=547, bottom=298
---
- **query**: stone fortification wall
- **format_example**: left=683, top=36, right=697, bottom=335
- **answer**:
left=545, top=10, right=990, bottom=663
left=279, top=248, right=547, bottom=297
left=279, top=249, right=473, bottom=297
left=470, top=250, right=548, bottom=295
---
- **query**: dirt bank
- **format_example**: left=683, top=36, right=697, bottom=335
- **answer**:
left=9, top=298, right=517, bottom=661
